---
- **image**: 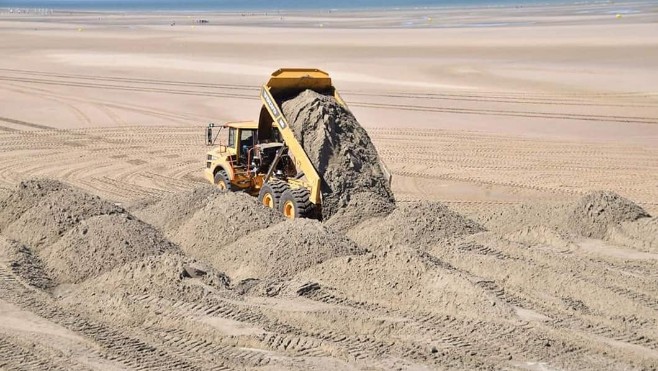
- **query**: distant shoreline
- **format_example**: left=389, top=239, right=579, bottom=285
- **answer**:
left=0, top=0, right=641, bottom=13
left=1, top=0, right=650, bottom=30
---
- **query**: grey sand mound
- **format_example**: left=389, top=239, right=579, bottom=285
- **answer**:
left=282, top=89, right=395, bottom=221
left=348, top=201, right=485, bottom=250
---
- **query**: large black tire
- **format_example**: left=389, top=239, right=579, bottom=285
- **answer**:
left=213, top=169, right=232, bottom=191
left=258, top=179, right=288, bottom=209
left=278, top=188, right=315, bottom=219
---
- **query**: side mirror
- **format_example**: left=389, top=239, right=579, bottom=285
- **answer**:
left=206, top=123, right=215, bottom=145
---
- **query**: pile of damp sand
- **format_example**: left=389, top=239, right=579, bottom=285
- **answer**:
left=211, top=218, right=364, bottom=282
left=172, top=192, right=283, bottom=263
left=347, top=201, right=485, bottom=250
left=40, top=213, right=180, bottom=284
left=63, top=252, right=231, bottom=323
left=2, top=184, right=123, bottom=249
left=0, top=179, right=69, bottom=231
left=324, top=192, right=396, bottom=233
left=293, top=244, right=513, bottom=318
left=476, top=191, right=650, bottom=240
left=132, top=185, right=222, bottom=237
left=567, top=191, right=650, bottom=239
left=281, top=89, right=395, bottom=221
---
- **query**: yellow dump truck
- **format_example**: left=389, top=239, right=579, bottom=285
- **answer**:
left=204, top=68, right=350, bottom=219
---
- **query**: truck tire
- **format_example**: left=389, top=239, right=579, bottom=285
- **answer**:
left=279, top=188, right=315, bottom=219
left=258, top=179, right=288, bottom=209
left=214, top=170, right=232, bottom=191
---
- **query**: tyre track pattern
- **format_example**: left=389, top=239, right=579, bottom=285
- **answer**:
left=297, top=247, right=597, bottom=369
left=373, top=128, right=658, bottom=210
left=0, top=335, right=69, bottom=371
left=129, top=293, right=490, bottom=369
left=131, top=294, right=397, bottom=366
left=131, top=294, right=302, bottom=366
left=0, top=127, right=206, bottom=202
left=0, top=265, right=209, bottom=371
left=303, top=285, right=599, bottom=369
left=475, top=278, right=658, bottom=358
left=2, top=69, right=657, bottom=125
left=462, top=234, right=658, bottom=351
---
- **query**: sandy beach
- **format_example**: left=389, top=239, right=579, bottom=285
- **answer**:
left=0, top=2, right=657, bottom=370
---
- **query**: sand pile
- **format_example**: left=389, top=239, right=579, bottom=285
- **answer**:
left=69, top=252, right=230, bottom=301
left=40, top=214, right=180, bottom=284
left=211, top=219, right=364, bottom=282
left=132, top=185, right=222, bottom=237
left=63, top=252, right=230, bottom=322
left=476, top=191, right=650, bottom=242
left=348, top=201, right=485, bottom=250
left=173, top=192, right=283, bottom=262
left=0, top=179, right=69, bottom=231
left=323, top=192, right=396, bottom=233
left=473, top=202, right=566, bottom=235
left=294, top=244, right=513, bottom=318
left=281, top=89, right=395, bottom=221
left=567, top=191, right=650, bottom=239
left=2, top=186, right=123, bottom=249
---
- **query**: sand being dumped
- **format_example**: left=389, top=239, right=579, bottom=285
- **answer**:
left=348, top=201, right=485, bottom=250
left=211, top=218, right=364, bottom=282
left=281, top=89, right=395, bottom=221
left=40, top=213, right=180, bottom=284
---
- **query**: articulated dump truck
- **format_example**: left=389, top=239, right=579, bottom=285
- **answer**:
left=204, top=68, right=354, bottom=219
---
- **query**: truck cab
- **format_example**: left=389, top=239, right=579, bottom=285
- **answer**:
left=204, top=121, right=285, bottom=194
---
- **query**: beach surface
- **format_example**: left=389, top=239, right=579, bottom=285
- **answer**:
left=0, top=2, right=657, bottom=370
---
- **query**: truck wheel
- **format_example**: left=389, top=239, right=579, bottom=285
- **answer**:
left=258, top=180, right=288, bottom=209
left=279, top=188, right=315, bottom=219
left=214, top=170, right=232, bottom=191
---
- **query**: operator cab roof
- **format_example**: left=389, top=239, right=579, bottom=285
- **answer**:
left=223, top=121, right=258, bottom=129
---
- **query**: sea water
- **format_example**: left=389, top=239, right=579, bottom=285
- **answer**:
left=0, top=0, right=589, bottom=11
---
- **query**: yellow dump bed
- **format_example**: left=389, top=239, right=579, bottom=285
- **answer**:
left=258, top=68, right=349, bottom=206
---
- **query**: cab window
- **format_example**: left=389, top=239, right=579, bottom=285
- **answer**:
left=239, top=129, right=256, bottom=163
left=227, top=127, right=236, bottom=148
left=240, top=129, right=254, bottom=145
